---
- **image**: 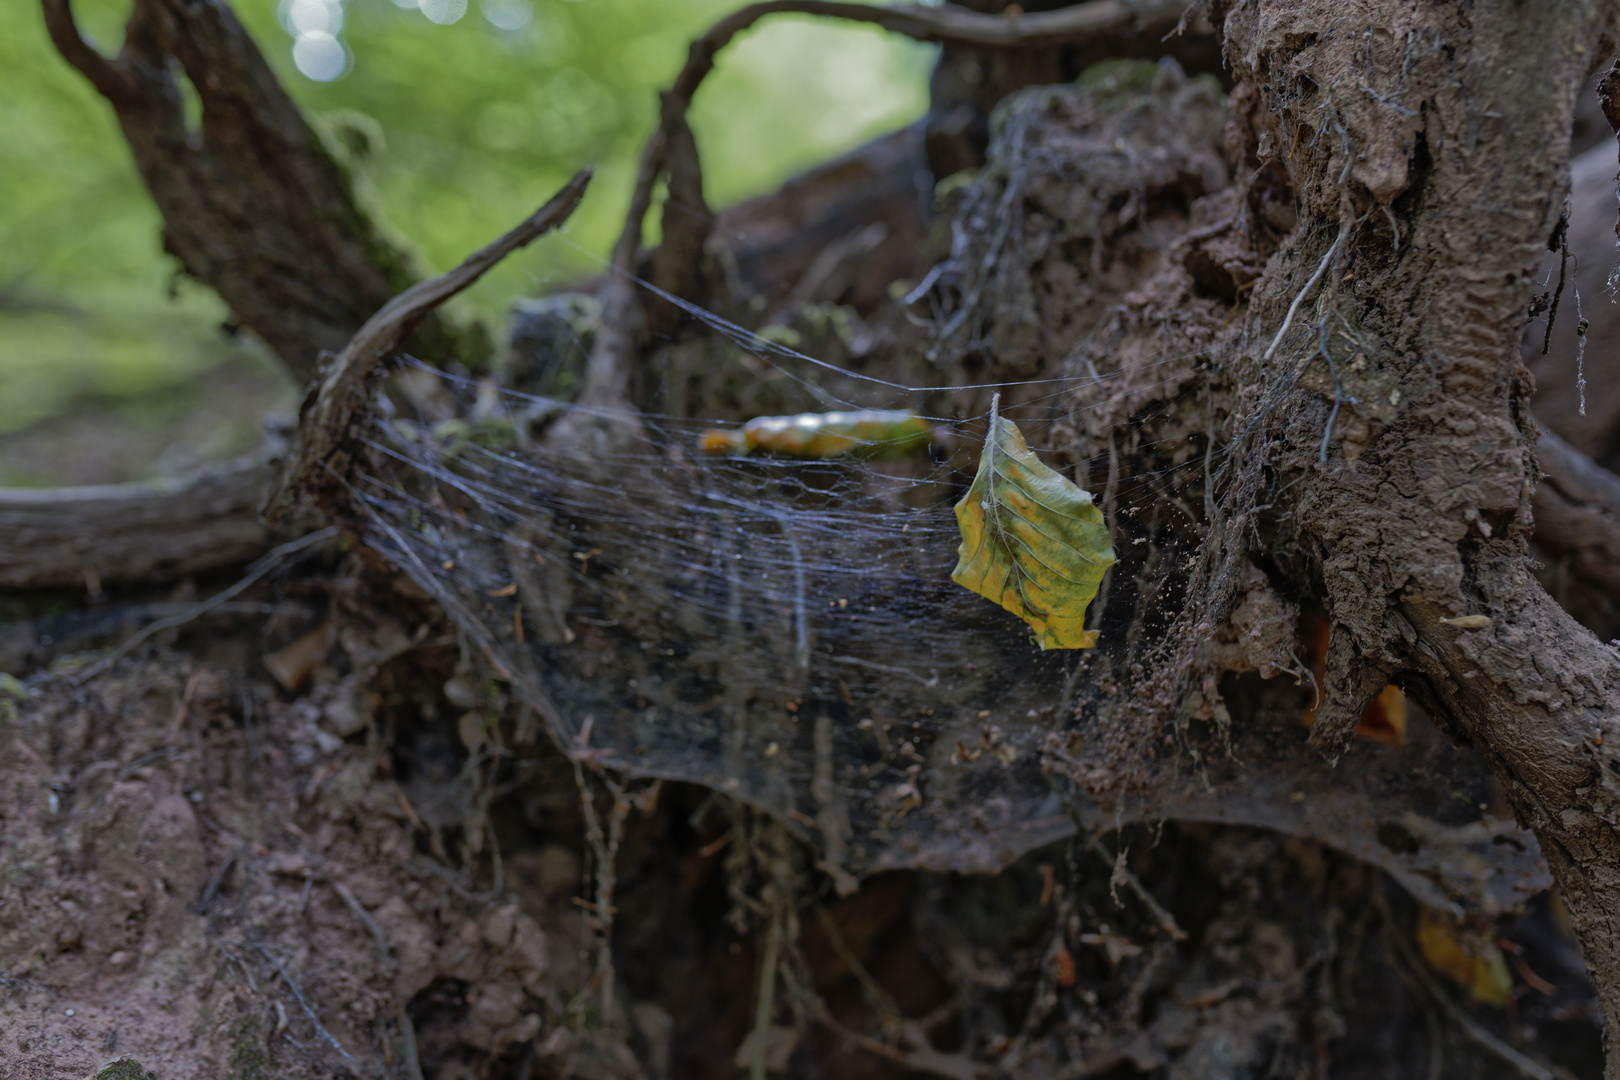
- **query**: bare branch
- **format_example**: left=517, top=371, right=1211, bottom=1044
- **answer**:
left=39, top=0, right=139, bottom=102
left=577, top=0, right=1191, bottom=413
left=266, top=169, right=592, bottom=522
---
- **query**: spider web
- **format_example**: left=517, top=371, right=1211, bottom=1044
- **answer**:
left=350, top=351, right=1207, bottom=878
left=324, top=63, right=1544, bottom=913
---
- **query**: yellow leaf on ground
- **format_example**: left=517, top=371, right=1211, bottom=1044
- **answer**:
left=952, top=394, right=1115, bottom=649
left=1415, top=905, right=1512, bottom=1006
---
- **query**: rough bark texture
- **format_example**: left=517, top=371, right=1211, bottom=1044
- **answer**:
left=40, top=0, right=486, bottom=387
left=0, top=456, right=272, bottom=590
left=1207, top=1, right=1620, bottom=1070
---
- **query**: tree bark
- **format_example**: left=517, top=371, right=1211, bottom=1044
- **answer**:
left=40, top=0, right=485, bottom=386
left=1211, top=1, right=1620, bottom=1069
left=0, top=455, right=272, bottom=589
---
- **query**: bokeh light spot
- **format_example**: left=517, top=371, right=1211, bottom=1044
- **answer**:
left=292, top=31, right=349, bottom=81
left=287, top=0, right=342, bottom=35
left=480, top=0, right=531, bottom=31
left=419, top=0, right=469, bottom=25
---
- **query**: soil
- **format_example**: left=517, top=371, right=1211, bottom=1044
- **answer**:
left=0, top=557, right=1605, bottom=1079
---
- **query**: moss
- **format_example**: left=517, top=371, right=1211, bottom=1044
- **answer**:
left=432, top=416, right=519, bottom=452
left=0, top=672, right=22, bottom=726
left=754, top=324, right=802, bottom=350
left=793, top=303, right=854, bottom=346
left=228, top=1012, right=266, bottom=1080
left=1074, top=57, right=1159, bottom=94
left=87, top=1059, right=159, bottom=1080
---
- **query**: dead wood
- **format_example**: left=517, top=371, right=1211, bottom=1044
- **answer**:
left=0, top=454, right=273, bottom=590
left=31, top=0, right=1620, bottom=1072
left=578, top=0, right=1197, bottom=421
left=40, top=0, right=485, bottom=387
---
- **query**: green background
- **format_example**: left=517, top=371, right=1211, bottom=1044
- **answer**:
left=0, top=0, right=931, bottom=480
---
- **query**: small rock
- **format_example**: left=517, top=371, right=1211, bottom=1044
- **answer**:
left=480, top=905, right=517, bottom=948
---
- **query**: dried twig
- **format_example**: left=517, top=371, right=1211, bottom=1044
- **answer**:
left=814, top=905, right=902, bottom=1024
left=570, top=758, right=636, bottom=1026
left=255, top=942, right=357, bottom=1065
left=331, top=881, right=395, bottom=973
left=1387, top=925, right=1557, bottom=1080
left=266, top=169, right=592, bottom=522
left=398, top=1005, right=425, bottom=1080
left=747, top=886, right=785, bottom=1080
left=1262, top=218, right=1349, bottom=362
left=1087, top=832, right=1187, bottom=942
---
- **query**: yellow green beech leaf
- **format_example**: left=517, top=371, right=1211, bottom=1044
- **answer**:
left=952, top=394, right=1115, bottom=649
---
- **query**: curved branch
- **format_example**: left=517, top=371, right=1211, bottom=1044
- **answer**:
left=672, top=0, right=1191, bottom=103
left=266, top=169, right=592, bottom=523
left=580, top=0, right=1192, bottom=410
left=1400, top=560, right=1620, bottom=1071
left=39, top=0, right=139, bottom=102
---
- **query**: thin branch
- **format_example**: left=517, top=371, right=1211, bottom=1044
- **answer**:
left=571, top=758, right=634, bottom=1027
left=267, top=169, right=592, bottom=521
left=331, top=881, right=395, bottom=973
left=1315, top=320, right=1355, bottom=464
left=1087, top=833, right=1188, bottom=942
left=39, top=0, right=140, bottom=101
left=676, top=0, right=1189, bottom=100
left=255, top=942, right=357, bottom=1065
left=579, top=0, right=1190, bottom=407
left=1387, top=925, right=1557, bottom=1080
left=747, top=889, right=785, bottom=1080
left=398, top=1005, right=425, bottom=1080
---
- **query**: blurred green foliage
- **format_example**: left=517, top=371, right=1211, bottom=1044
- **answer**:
left=0, top=0, right=931, bottom=446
